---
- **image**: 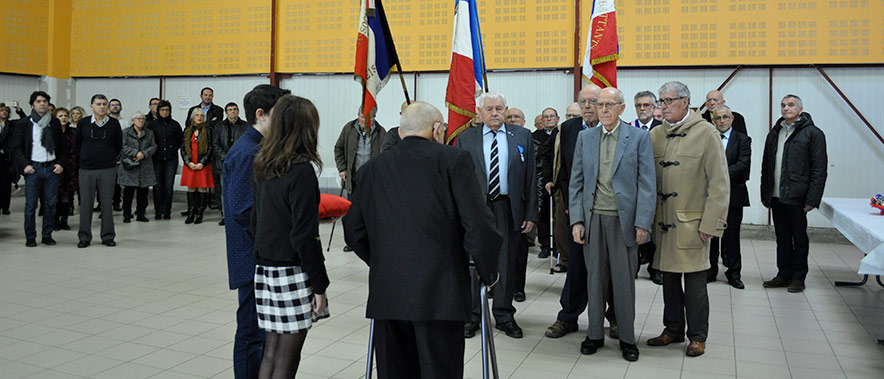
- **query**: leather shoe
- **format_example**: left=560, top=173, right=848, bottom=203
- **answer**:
left=763, top=276, right=790, bottom=288
left=78, top=240, right=90, bottom=248
left=787, top=279, right=805, bottom=293
left=728, top=278, right=745, bottom=289
left=496, top=320, right=523, bottom=338
left=647, top=333, right=685, bottom=346
left=102, top=239, right=116, bottom=247
left=1, top=209, right=9, bottom=215
left=26, top=239, right=37, bottom=247
left=538, top=247, right=551, bottom=258
left=218, top=218, right=225, bottom=226
left=41, top=237, right=56, bottom=246
left=686, top=341, right=705, bottom=357
left=514, top=291, right=526, bottom=302
left=464, top=321, right=479, bottom=338
left=136, top=215, right=150, bottom=222
left=163, top=213, right=171, bottom=220
left=343, top=245, right=353, bottom=252
left=580, top=338, right=604, bottom=355
left=621, top=342, right=640, bottom=362
left=651, top=271, right=663, bottom=285
left=545, top=320, right=578, bottom=338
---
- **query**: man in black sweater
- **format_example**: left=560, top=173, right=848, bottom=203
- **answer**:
left=75, top=94, right=123, bottom=248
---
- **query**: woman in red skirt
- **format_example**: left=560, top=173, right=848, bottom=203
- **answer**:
left=180, top=108, right=214, bottom=224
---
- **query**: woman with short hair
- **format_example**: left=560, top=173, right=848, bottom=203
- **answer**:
left=119, top=112, right=157, bottom=223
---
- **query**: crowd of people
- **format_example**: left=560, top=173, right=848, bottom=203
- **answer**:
left=0, top=81, right=828, bottom=378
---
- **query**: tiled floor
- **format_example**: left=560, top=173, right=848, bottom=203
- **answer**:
left=1, top=195, right=883, bottom=379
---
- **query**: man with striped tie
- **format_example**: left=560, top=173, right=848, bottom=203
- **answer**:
left=457, top=91, right=538, bottom=339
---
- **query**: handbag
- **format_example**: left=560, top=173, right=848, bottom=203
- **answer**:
left=121, top=156, right=141, bottom=170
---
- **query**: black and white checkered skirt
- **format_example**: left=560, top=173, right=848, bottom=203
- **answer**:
left=254, top=265, right=325, bottom=334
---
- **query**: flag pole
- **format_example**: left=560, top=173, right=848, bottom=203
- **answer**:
left=396, top=63, right=412, bottom=104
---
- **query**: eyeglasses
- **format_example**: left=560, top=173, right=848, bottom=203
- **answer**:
left=565, top=113, right=580, bottom=119
left=577, top=99, right=597, bottom=106
left=597, top=102, right=623, bottom=109
left=541, top=115, right=558, bottom=120
left=712, top=115, right=732, bottom=121
left=657, top=97, right=686, bottom=106
left=635, top=103, right=655, bottom=109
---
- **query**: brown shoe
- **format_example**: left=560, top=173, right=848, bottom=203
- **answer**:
left=646, top=332, right=685, bottom=346
left=545, top=320, right=579, bottom=338
left=686, top=341, right=705, bottom=357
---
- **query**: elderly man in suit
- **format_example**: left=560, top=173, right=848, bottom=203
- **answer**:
left=569, top=87, right=656, bottom=362
left=343, top=102, right=501, bottom=378
left=707, top=105, right=751, bottom=289
left=457, top=91, right=537, bottom=339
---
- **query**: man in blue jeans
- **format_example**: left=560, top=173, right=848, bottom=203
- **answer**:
left=223, top=84, right=290, bottom=378
left=12, top=91, right=64, bottom=247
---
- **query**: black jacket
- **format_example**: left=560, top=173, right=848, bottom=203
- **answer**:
left=212, top=118, right=248, bottom=162
left=186, top=104, right=224, bottom=128
left=760, top=112, right=827, bottom=208
left=251, top=162, right=329, bottom=295
left=724, top=130, right=751, bottom=207
left=343, top=137, right=501, bottom=321
left=147, top=116, right=183, bottom=162
left=702, top=109, right=748, bottom=136
left=11, top=116, right=64, bottom=173
left=0, top=120, right=13, bottom=163
left=541, top=117, right=583, bottom=202
left=381, top=126, right=401, bottom=152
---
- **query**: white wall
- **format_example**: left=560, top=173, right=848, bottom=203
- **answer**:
left=162, top=76, right=269, bottom=121
left=75, top=78, right=161, bottom=119
left=0, top=74, right=41, bottom=112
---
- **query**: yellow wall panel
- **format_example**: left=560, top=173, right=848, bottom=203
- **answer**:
left=0, top=0, right=51, bottom=76
left=69, top=0, right=271, bottom=77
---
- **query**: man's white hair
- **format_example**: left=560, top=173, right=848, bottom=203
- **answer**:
left=477, top=91, right=506, bottom=108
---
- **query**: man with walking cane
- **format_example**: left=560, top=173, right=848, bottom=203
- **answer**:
left=344, top=102, right=501, bottom=378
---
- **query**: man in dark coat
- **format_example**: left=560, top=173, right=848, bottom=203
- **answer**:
left=186, top=87, right=224, bottom=128
left=761, top=94, right=827, bottom=293
left=212, top=102, right=248, bottom=225
left=343, top=102, right=501, bottom=378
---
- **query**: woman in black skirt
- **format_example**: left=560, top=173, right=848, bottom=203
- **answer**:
left=251, top=94, right=329, bottom=378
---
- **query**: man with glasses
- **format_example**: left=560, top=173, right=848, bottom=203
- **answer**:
left=75, top=94, right=123, bottom=248
left=701, top=90, right=747, bottom=136
left=708, top=105, right=751, bottom=289
left=646, top=81, right=729, bottom=357
left=570, top=87, right=655, bottom=362
left=146, top=98, right=160, bottom=122
left=633, top=91, right=662, bottom=131
left=565, top=102, right=581, bottom=120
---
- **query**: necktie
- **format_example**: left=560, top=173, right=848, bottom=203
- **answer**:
left=721, top=134, right=726, bottom=139
left=489, top=131, right=500, bottom=198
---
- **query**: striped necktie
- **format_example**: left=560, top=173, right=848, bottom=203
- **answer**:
left=488, top=131, right=500, bottom=198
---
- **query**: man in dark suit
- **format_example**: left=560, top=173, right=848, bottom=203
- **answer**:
left=186, top=87, right=225, bottom=127
left=701, top=90, right=747, bottom=136
left=343, top=102, right=501, bottom=379
left=457, top=91, right=537, bottom=339
left=532, top=107, right=559, bottom=259
left=632, top=90, right=663, bottom=285
left=707, top=105, right=751, bottom=289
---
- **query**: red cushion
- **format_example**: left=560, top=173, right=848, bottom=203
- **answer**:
left=319, top=194, right=351, bottom=219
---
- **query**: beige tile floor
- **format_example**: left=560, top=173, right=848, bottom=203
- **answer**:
left=0, top=195, right=883, bottom=378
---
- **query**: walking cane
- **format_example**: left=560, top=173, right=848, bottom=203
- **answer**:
left=479, top=286, right=500, bottom=379
left=326, top=186, right=346, bottom=252
left=365, top=318, right=375, bottom=379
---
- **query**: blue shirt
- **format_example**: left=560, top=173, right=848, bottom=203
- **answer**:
left=223, top=126, right=262, bottom=289
left=483, top=124, right=509, bottom=195
left=720, top=128, right=732, bottom=149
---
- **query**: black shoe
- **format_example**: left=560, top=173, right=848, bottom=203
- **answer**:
left=57, top=221, right=70, bottom=230
left=538, top=247, right=551, bottom=258
left=343, top=245, right=354, bottom=252
left=193, top=192, right=206, bottom=224
left=218, top=218, right=225, bottom=226
left=180, top=210, right=189, bottom=216
left=514, top=291, right=526, bottom=302
left=163, top=212, right=171, bottom=220
left=123, top=215, right=132, bottom=223
left=728, top=278, right=745, bottom=289
left=136, top=215, right=149, bottom=222
left=1, top=209, right=9, bottom=215
left=113, top=205, right=122, bottom=212
left=41, top=237, right=56, bottom=246
left=763, top=276, right=790, bottom=288
left=787, top=279, right=805, bottom=293
left=464, top=321, right=480, bottom=338
left=495, top=321, right=523, bottom=338
left=78, top=240, right=90, bottom=248
left=155, top=211, right=162, bottom=220
left=102, top=239, right=116, bottom=247
left=26, top=239, right=37, bottom=247
left=651, top=271, right=663, bottom=285
left=580, top=337, right=604, bottom=355
left=621, top=342, right=640, bottom=362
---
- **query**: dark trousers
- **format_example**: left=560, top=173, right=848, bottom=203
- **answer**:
left=78, top=168, right=116, bottom=242
left=0, top=162, right=11, bottom=210
left=640, top=241, right=659, bottom=276
left=552, top=191, right=571, bottom=263
left=709, top=206, right=744, bottom=281
left=471, top=197, right=517, bottom=322
left=24, top=166, right=59, bottom=239
left=771, top=198, right=810, bottom=281
left=234, top=285, right=264, bottom=379
left=374, top=319, right=463, bottom=379
left=662, top=271, right=709, bottom=342
left=556, top=237, right=588, bottom=323
left=153, top=159, right=178, bottom=215
left=123, top=186, right=150, bottom=217
left=515, top=234, right=528, bottom=293
left=112, top=183, right=121, bottom=208
left=212, top=161, right=223, bottom=210
left=537, top=190, right=551, bottom=248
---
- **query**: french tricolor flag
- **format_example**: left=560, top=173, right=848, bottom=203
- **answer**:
left=445, top=0, right=486, bottom=144
left=354, top=0, right=401, bottom=133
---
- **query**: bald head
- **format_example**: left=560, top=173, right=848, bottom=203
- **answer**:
left=399, top=102, right=444, bottom=139
left=705, top=90, right=725, bottom=111
left=505, top=107, right=526, bottom=127
left=577, top=84, right=602, bottom=124
left=565, top=102, right=581, bottom=120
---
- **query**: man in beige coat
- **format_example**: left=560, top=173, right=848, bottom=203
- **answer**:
left=646, top=81, right=729, bottom=358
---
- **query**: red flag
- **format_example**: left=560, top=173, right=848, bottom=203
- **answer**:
left=582, top=0, right=618, bottom=88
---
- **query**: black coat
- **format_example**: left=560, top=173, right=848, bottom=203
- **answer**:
left=702, top=110, right=748, bottom=136
left=343, top=137, right=501, bottom=321
left=760, top=112, right=827, bottom=208
left=186, top=104, right=224, bottom=128
left=147, top=116, right=183, bottom=162
left=212, top=118, right=248, bottom=162
left=381, top=126, right=401, bottom=152
left=541, top=117, right=583, bottom=202
left=724, top=130, right=751, bottom=207
left=0, top=120, right=13, bottom=164
left=11, top=116, right=64, bottom=173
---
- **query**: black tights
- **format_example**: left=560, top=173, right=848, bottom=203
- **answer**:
left=258, top=331, right=308, bottom=379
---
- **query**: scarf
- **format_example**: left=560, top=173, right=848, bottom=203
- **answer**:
left=31, top=110, right=54, bottom=154
left=184, top=122, right=209, bottom=158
